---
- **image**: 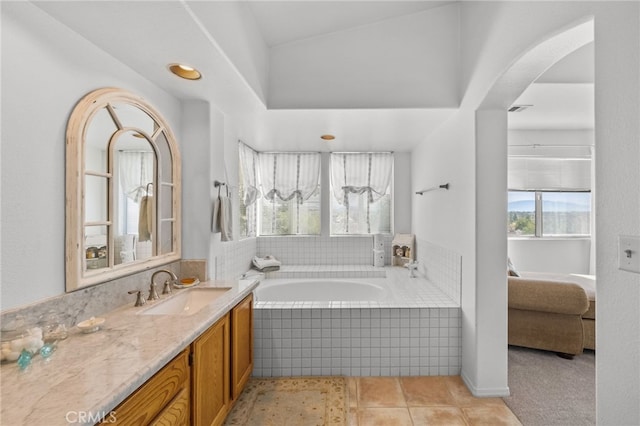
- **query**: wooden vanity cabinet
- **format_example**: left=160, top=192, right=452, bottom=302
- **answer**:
left=102, top=293, right=253, bottom=426
left=191, top=293, right=254, bottom=426
left=231, top=293, right=253, bottom=401
left=101, top=348, right=190, bottom=426
left=191, top=313, right=231, bottom=426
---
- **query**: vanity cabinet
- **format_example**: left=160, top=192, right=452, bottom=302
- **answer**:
left=191, top=313, right=231, bottom=426
left=192, top=293, right=254, bottom=426
left=101, top=293, right=253, bottom=426
left=101, top=348, right=190, bottom=426
left=231, top=293, right=253, bottom=400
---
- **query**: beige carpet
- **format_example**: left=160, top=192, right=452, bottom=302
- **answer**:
left=225, top=377, right=347, bottom=426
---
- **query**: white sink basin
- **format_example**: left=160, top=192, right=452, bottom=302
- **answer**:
left=138, top=287, right=232, bottom=316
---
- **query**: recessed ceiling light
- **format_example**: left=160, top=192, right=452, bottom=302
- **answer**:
left=320, top=134, right=335, bottom=141
left=168, top=63, right=202, bottom=80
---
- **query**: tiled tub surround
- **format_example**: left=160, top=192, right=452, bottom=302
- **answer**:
left=257, top=234, right=394, bottom=266
left=416, top=239, right=462, bottom=303
left=0, top=278, right=258, bottom=426
left=253, top=267, right=461, bottom=377
left=215, top=237, right=257, bottom=280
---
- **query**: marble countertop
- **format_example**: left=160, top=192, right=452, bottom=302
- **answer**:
left=0, top=278, right=259, bottom=426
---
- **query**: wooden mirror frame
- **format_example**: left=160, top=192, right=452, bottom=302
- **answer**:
left=66, top=87, right=181, bottom=291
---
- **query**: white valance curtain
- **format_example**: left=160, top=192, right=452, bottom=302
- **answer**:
left=330, top=152, right=393, bottom=233
left=258, top=152, right=321, bottom=204
left=238, top=142, right=259, bottom=206
left=117, top=151, right=154, bottom=202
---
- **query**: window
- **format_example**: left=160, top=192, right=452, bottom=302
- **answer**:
left=238, top=146, right=395, bottom=236
left=508, top=146, right=592, bottom=238
left=238, top=145, right=322, bottom=236
left=257, top=152, right=321, bottom=235
left=238, top=143, right=258, bottom=238
left=508, top=191, right=591, bottom=237
left=330, top=152, right=393, bottom=235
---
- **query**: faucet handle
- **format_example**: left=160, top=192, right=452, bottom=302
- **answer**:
left=148, top=282, right=160, bottom=301
left=128, top=290, right=146, bottom=307
left=162, top=279, right=173, bottom=295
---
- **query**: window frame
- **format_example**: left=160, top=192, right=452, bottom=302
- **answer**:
left=508, top=189, right=592, bottom=238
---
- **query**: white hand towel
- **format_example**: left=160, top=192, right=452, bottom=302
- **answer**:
left=138, top=195, right=153, bottom=242
left=252, top=255, right=281, bottom=270
left=212, top=195, right=233, bottom=241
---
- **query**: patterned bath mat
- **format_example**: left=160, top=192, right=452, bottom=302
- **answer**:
left=224, top=377, right=347, bottom=426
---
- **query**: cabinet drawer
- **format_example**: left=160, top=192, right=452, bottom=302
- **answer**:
left=104, top=348, right=190, bottom=426
left=150, top=386, right=190, bottom=426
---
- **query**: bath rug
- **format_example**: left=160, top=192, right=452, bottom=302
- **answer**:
left=224, top=377, right=347, bottom=426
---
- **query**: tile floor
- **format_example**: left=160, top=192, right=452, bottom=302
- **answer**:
left=347, top=376, right=522, bottom=426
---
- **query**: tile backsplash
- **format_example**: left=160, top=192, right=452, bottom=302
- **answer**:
left=257, top=235, right=393, bottom=266
left=0, top=260, right=206, bottom=330
left=416, top=239, right=462, bottom=304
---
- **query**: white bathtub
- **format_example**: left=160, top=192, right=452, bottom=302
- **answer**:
left=255, top=278, right=387, bottom=302
left=252, top=272, right=462, bottom=377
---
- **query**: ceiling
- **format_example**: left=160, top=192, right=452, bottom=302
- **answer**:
left=30, top=1, right=593, bottom=152
left=247, top=1, right=451, bottom=47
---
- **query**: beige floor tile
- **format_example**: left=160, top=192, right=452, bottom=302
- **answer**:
left=409, top=406, right=468, bottom=426
left=357, top=377, right=406, bottom=408
left=347, top=378, right=358, bottom=409
left=400, top=376, right=457, bottom=406
left=348, top=407, right=359, bottom=426
left=358, top=408, right=413, bottom=426
left=462, top=405, right=523, bottom=426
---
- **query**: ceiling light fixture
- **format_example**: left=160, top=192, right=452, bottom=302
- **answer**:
left=168, top=63, right=202, bottom=80
left=320, top=134, right=335, bottom=141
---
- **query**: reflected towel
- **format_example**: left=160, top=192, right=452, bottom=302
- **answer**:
left=212, top=195, right=233, bottom=241
left=138, top=195, right=153, bottom=242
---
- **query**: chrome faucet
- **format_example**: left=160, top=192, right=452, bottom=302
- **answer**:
left=407, top=260, right=419, bottom=278
left=151, top=269, right=178, bottom=298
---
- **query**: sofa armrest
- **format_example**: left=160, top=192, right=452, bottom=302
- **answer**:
left=508, top=276, right=589, bottom=315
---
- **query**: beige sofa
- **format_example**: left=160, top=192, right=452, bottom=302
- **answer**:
left=508, top=272, right=596, bottom=357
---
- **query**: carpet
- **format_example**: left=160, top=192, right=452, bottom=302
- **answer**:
left=224, top=377, right=347, bottom=426
left=503, top=346, right=595, bottom=426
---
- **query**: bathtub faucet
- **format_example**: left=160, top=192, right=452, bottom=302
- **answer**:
left=407, top=260, right=419, bottom=278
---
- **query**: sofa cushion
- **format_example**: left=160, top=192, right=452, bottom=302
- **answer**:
left=519, top=272, right=596, bottom=319
left=508, top=277, right=589, bottom=315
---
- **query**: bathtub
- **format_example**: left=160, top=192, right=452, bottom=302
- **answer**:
left=255, top=278, right=387, bottom=302
left=252, top=270, right=462, bottom=377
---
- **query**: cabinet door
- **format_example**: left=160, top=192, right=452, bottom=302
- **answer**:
left=191, top=314, right=230, bottom=426
left=102, top=348, right=190, bottom=426
left=231, top=293, right=253, bottom=401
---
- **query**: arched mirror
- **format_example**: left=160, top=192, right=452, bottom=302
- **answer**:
left=66, top=88, right=181, bottom=291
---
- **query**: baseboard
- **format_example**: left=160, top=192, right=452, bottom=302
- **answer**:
left=461, top=370, right=511, bottom=397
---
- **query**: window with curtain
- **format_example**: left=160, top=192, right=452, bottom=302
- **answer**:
left=330, top=152, right=393, bottom=235
left=257, top=151, right=321, bottom=235
left=508, top=146, right=592, bottom=237
left=238, top=142, right=259, bottom=238
left=117, top=151, right=154, bottom=235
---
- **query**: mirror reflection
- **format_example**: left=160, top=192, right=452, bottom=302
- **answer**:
left=66, top=88, right=181, bottom=291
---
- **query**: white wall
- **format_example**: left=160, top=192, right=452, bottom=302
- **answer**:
left=413, top=4, right=640, bottom=422
left=593, top=5, right=640, bottom=423
left=268, top=4, right=459, bottom=109
left=0, top=3, right=182, bottom=310
left=508, top=238, right=591, bottom=274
